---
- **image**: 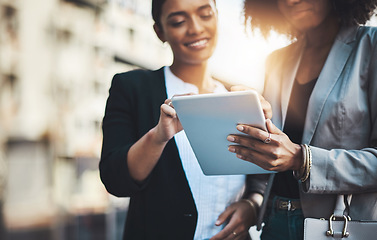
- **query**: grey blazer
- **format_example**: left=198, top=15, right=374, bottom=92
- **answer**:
left=257, top=25, right=377, bottom=229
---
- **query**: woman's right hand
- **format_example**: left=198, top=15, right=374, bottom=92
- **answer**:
left=153, top=99, right=183, bottom=143
left=127, top=98, right=183, bottom=182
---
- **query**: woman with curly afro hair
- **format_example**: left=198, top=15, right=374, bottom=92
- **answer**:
left=225, top=0, right=377, bottom=239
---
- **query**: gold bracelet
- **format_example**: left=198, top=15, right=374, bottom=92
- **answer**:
left=301, top=144, right=312, bottom=182
left=240, top=199, right=258, bottom=219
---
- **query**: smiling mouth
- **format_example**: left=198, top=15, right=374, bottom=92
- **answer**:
left=185, top=39, right=209, bottom=49
left=291, top=8, right=312, bottom=17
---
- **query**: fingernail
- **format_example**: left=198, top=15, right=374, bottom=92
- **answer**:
left=215, top=220, right=221, bottom=225
left=227, top=136, right=235, bottom=142
left=228, top=146, right=235, bottom=153
left=237, top=125, right=244, bottom=131
left=236, top=154, right=244, bottom=159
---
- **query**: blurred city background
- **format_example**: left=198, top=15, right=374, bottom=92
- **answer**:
left=0, top=0, right=375, bottom=239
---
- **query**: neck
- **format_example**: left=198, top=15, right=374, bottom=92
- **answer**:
left=304, top=14, right=340, bottom=49
left=170, top=61, right=215, bottom=94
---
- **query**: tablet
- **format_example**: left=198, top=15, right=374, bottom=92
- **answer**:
left=172, top=90, right=274, bottom=175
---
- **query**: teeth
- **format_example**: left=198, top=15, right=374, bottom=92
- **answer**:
left=187, top=39, right=208, bottom=47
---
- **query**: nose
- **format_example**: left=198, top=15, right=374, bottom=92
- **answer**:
left=187, top=16, right=204, bottom=35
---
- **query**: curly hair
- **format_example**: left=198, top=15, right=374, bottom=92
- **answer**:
left=243, top=0, right=377, bottom=38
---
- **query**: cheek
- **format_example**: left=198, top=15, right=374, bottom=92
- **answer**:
left=277, top=1, right=287, bottom=17
left=165, top=31, right=184, bottom=47
left=207, top=20, right=218, bottom=42
left=317, top=0, right=332, bottom=19
left=210, top=26, right=218, bottom=43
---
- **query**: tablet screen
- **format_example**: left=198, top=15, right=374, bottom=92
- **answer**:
left=172, top=90, right=273, bottom=175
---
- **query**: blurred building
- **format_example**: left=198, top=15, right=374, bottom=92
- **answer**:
left=0, top=0, right=171, bottom=239
left=0, top=0, right=376, bottom=239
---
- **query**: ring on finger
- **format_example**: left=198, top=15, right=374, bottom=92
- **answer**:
left=263, top=133, right=271, bottom=144
left=232, top=231, right=237, bottom=236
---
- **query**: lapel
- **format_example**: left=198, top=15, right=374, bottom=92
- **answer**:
left=150, top=67, right=168, bottom=125
left=302, top=25, right=359, bottom=144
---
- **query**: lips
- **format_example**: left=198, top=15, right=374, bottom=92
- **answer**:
left=184, top=38, right=209, bottom=49
left=291, top=8, right=312, bottom=18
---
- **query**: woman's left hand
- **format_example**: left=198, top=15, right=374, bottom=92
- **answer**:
left=227, top=119, right=302, bottom=172
left=210, top=200, right=256, bottom=240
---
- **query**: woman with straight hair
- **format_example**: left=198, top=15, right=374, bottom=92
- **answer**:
left=100, top=0, right=270, bottom=239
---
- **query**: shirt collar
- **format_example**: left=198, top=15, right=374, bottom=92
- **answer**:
left=164, top=66, right=227, bottom=99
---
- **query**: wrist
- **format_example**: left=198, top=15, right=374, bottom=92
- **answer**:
left=240, top=199, right=258, bottom=220
left=242, top=193, right=263, bottom=217
left=148, top=127, right=169, bottom=146
left=292, top=143, right=304, bottom=171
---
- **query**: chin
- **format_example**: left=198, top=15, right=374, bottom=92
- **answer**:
left=184, top=52, right=214, bottom=64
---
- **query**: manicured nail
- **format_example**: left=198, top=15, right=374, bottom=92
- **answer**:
left=227, top=136, right=235, bottom=142
left=215, top=220, right=221, bottom=225
left=237, top=125, right=244, bottom=131
left=228, top=146, right=235, bottom=152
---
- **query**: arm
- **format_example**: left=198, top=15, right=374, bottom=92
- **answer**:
left=210, top=174, right=269, bottom=240
left=303, top=32, right=377, bottom=194
left=227, top=31, right=377, bottom=194
left=210, top=193, right=262, bottom=240
left=227, top=119, right=303, bottom=172
left=99, top=73, right=181, bottom=197
left=127, top=99, right=181, bottom=182
left=227, top=114, right=377, bottom=194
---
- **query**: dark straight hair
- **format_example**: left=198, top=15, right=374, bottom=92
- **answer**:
left=152, top=0, right=166, bottom=28
left=152, top=0, right=217, bottom=28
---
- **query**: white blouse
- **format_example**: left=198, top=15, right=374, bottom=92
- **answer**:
left=164, top=66, right=246, bottom=240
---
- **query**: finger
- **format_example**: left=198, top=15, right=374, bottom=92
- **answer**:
left=234, top=232, right=248, bottom=240
left=260, top=100, right=272, bottom=120
left=218, top=219, right=245, bottom=240
left=211, top=216, right=238, bottom=239
left=227, top=134, right=265, bottom=150
left=229, top=145, right=258, bottom=162
left=211, top=226, right=238, bottom=240
left=172, top=92, right=196, bottom=98
left=161, top=104, right=177, bottom=118
left=236, top=125, right=271, bottom=144
left=225, top=229, right=247, bottom=240
left=215, top=207, right=235, bottom=226
left=228, top=145, right=278, bottom=171
left=266, top=119, right=282, bottom=134
left=230, top=85, right=255, bottom=92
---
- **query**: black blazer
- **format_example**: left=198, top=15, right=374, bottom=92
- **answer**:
left=100, top=68, right=197, bottom=239
left=100, top=68, right=268, bottom=239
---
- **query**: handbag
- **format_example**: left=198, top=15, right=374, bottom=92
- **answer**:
left=304, top=195, right=377, bottom=239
